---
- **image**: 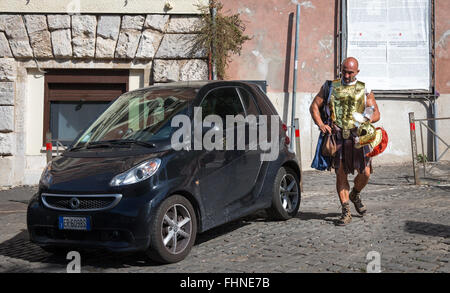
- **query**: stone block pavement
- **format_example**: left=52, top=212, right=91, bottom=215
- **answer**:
left=0, top=162, right=448, bottom=273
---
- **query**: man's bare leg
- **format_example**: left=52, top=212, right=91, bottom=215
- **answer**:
left=336, top=161, right=352, bottom=225
left=350, top=165, right=370, bottom=215
left=336, top=162, right=350, bottom=204
left=354, top=165, right=371, bottom=192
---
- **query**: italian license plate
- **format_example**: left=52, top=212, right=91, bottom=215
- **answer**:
left=58, top=216, right=91, bottom=231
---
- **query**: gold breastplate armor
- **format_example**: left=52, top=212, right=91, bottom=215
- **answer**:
left=329, top=80, right=366, bottom=131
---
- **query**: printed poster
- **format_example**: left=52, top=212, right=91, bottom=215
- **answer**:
left=347, top=0, right=431, bottom=91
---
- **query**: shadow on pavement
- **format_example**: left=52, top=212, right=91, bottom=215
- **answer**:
left=435, top=186, right=450, bottom=192
left=367, top=181, right=402, bottom=187
left=195, top=211, right=268, bottom=245
left=0, top=230, right=61, bottom=263
left=0, top=212, right=266, bottom=271
left=296, top=212, right=339, bottom=223
left=296, top=211, right=364, bottom=227
left=404, top=221, right=450, bottom=238
left=0, top=230, right=164, bottom=270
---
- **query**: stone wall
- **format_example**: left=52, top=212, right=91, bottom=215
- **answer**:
left=0, top=13, right=209, bottom=186
left=0, top=14, right=208, bottom=73
left=0, top=57, right=15, bottom=158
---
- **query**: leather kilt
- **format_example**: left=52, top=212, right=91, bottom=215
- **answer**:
left=331, top=124, right=372, bottom=175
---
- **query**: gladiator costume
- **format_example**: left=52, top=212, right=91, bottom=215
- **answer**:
left=325, top=79, right=372, bottom=174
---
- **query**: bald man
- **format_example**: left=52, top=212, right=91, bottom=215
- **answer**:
left=309, top=57, right=380, bottom=226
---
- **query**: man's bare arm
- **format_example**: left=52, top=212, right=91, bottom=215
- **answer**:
left=366, top=92, right=380, bottom=123
left=309, top=86, right=332, bottom=134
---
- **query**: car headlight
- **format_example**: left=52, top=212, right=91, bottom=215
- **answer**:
left=40, top=161, right=53, bottom=186
left=110, top=158, right=161, bottom=186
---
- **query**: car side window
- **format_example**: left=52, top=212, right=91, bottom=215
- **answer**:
left=238, top=88, right=260, bottom=116
left=200, top=87, right=245, bottom=119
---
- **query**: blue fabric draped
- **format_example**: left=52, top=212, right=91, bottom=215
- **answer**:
left=311, top=132, right=331, bottom=171
left=311, top=80, right=333, bottom=171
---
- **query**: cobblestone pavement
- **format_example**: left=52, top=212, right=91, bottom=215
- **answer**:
left=0, top=163, right=448, bottom=273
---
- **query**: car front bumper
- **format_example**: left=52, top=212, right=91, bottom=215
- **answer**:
left=26, top=190, right=159, bottom=252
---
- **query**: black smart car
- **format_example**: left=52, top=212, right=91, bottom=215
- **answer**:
left=27, top=81, right=301, bottom=263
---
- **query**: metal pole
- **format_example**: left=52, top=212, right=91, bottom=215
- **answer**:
left=433, top=99, right=438, bottom=161
left=409, top=112, right=420, bottom=185
left=340, top=0, right=348, bottom=68
left=430, top=0, right=438, bottom=161
left=211, top=5, right=217, bottom=80
left=294, top=118, right=303, bottom=192
left=419, top=122, right=426, bottom=177
left=290, top=4, right=300, bottom=150
left=46, top=131, right=52, bottom=163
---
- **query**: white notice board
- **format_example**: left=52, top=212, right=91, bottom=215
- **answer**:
left=347, top=0, right=431, bottom=91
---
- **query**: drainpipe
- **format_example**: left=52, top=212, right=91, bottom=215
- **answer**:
left=431, top=0, right=438, bottom=161
left=208, top=51, right=213, bottom=80
left=433, top=95, right=439, bottom=161
left=290, top=4, right=300, bottom=151
left=339, top=0, right=348, bottom=71
left=423, top=94, right=438, bottom=162
left=211, top=4, right=218, bottom=80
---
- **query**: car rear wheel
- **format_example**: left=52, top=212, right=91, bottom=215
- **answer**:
left=146, top=195, right=197, bottom=264
left=267, top=166, right=301, bottom=220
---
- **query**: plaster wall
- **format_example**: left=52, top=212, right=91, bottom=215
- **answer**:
left=436, top=94, right=450, bottom=161
left=222, top=0, right=335, bottom=93
left=435, top=0, right=450, bottom=162
left=436, top=0, right=450, bottom=94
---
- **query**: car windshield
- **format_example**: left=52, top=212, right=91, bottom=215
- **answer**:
left=72, top=87, right=198, bottom=149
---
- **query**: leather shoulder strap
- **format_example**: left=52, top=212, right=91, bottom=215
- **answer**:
left=331, top=79, right=341, bottom=89
left=326, top=80, right=334, bottom=103
left=324, top=80, right=335, bottom=119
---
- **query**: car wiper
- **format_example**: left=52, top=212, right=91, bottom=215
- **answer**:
left=86, top=142, right=116, bottom=149
left=68, top=144, right=86, bottom=151
left=83, top=140, right=129, bottom=149
left=71, top=140, right=156, bottom=150
left=66, top=142, right=113, bottom=151
left=109, top=139, right=156, bottom=148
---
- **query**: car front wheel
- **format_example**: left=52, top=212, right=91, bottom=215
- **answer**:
left=146, top=195, right=197, bottom=264
left=267, top=166, right=301, bottom=220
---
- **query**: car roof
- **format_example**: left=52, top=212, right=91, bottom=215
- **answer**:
left=130, top=80, right=262, bottom=93
left=123, top=80, right=269, bottom=105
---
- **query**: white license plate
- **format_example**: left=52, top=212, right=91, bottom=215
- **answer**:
left=58, top=216, right=91, bottom=231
